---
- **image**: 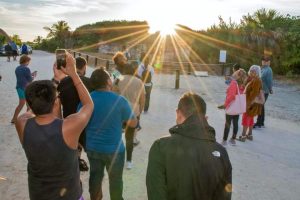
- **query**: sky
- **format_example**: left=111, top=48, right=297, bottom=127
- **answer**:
left=0, top=0, right=300, bottom=41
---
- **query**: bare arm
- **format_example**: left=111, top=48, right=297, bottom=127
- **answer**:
left=53, top=98, right=62, bottom=119
left=139, top=85, right=146, bottom=114
left=126, top=118, right=138, bottom=128
left=15, top=112, right=35, bottom=144
left=61, top=53, right=94, bottom=149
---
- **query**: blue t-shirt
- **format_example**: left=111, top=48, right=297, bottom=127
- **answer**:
left=79, top=91, right=134, bottom=154
left=15, top=65, right=32, bottom=90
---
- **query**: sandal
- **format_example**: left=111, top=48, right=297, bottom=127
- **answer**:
left=247, top=135, right=253, bottom=141
left=237, top=136, right=246, bottom=142
left=79, top=159, right=89, bottom=172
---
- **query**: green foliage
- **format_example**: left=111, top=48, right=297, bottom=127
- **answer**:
left=11, top=34, right=22, bottom=45
left=0, top=35, right=6, bottom=46
left=182, top=9, right=300, bottom=75
left=34, top=11, right=300, bottom=75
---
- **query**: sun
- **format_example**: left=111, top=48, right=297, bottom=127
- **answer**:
left=148, top=21, right=176, bottom=36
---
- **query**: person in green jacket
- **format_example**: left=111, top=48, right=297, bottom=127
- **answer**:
left=146, top=92, right=232, bottom=200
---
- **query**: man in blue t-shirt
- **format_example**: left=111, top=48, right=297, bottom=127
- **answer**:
left=79, top=68, right=137, bottom=200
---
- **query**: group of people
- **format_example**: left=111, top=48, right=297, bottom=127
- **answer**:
left=4, top=41, right=18, bottom=62
left=3, top=41, right=30, bottom=62
left=13, top=50, right=183, bottom=200
left=220, top=56, right=273, bottom=145
left=10, top=49, right=275, bottom=200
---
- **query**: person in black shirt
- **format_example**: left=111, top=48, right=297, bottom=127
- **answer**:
left=57, top=56, right=93, bottom=171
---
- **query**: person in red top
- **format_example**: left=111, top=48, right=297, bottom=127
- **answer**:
left=219, top=69, right=247, bottom=146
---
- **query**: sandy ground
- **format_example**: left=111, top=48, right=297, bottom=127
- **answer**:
left=0, top=51, right=300, bottom=200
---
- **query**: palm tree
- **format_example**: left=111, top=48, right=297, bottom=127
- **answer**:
left=34, top=36, right=43, bottom=44
left=241, top=9, right=284, bottom=54
left=44, top=20, right=71, bottom=38
left=44, top=20, right=71, bottom=48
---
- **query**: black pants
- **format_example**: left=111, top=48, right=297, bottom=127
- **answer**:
left=223, top=114, right=239, bottom=140
left=144, top=85, right=152, bottom=112
left=256, top=93, right=269, bottom=126
left=125, top=126, right=135, bottom=161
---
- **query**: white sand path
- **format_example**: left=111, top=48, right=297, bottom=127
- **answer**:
left=0, top=51, right=300, bottom=200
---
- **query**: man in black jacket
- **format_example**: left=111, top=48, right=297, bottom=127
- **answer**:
left=146, top=92, right=232, bottom=200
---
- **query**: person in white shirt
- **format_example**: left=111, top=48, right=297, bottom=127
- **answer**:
left=137, top=55, right=154, bottom=112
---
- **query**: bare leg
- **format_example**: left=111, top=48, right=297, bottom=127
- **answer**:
left=247, top=126, right=254, bottom=141
left=11, top=99, right=26, bottom=123
left=242, top=126, right=248, bottom=136
left=248, top=126, right=253, bottom=135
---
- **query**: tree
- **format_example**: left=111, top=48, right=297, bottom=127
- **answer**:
left=34, top=36, right=43, bottom=45
left=44, top=20, right=71, bottom=48
left=11, top=34, right=22, bottom=45
left=0, top=35, right=6, bottom=46
left=240, top=9, right=285, bottom=54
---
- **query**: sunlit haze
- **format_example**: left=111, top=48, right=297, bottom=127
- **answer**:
left=0, top=0, right=300, bottom=41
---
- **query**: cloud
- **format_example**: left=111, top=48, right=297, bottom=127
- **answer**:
left=1, top=0, right=300, bottom=41
left=0, top=0, right=126, bottom=40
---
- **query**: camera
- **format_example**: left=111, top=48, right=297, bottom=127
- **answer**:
left=56, top=49, right=67, bottom=69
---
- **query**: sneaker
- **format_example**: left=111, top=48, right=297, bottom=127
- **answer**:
left=221, top=140, right=227, bottom=146
left=126, top=161, right=133, bottom=170
left=237, top=136, right=246, bottom=142
left=133, top=138, right=140, bottom=146
left=247, top=135, right=253, bottom=141
left=229, top=138, right=236, bottom=146
left=253, top=123, right=261, bottom=129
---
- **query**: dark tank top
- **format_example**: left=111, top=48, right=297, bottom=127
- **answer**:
left=23, top=118, right=82, bottom=200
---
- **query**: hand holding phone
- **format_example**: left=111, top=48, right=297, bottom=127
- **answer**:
left=58, top=52, right=77, bottom=77
left=56, top=49, right=67, bottom=70
left=31, top=71, right=37, bottom=78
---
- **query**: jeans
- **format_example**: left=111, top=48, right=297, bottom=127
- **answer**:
left=87, top=151, right=125, bottom=200
left=223, top=114, right=239, bottom=140
left=125, top=126, right=135, bottom=162
left=144, top=85, right=152, bottom=112
left=256, top=93, right=269, bottom=126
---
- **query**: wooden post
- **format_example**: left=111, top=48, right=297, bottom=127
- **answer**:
left=188, top=63, right=191, bottom=75
left=175, top=69, right=180, bottom=89
left=94, top=57, right=98, bottom=67
left=73, top=51, right=76, bottom=58
left=86, top=55, right=89, bottom=63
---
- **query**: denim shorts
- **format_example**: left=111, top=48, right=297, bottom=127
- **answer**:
left=16, top=88, right=25, bottom=99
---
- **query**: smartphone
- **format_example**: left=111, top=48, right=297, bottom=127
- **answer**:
left=56, top=49, right=67, bottom=69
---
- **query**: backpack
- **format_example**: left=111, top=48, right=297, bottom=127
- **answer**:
left=21, top=45, right=28, bottom=54
left=141, top=67, right=152, bottom=84
left=4, top=44, right=12, bottom=52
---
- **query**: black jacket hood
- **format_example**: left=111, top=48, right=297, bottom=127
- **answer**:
left=169, top=113, right=216, bottom=142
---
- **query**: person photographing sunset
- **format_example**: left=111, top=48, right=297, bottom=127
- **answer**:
left=15, top=52, right=94, bottom=200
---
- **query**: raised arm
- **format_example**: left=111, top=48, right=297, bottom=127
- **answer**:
left=15, top=111, right=35, bottom=144
left=61, top=53, right=94, bottom=149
